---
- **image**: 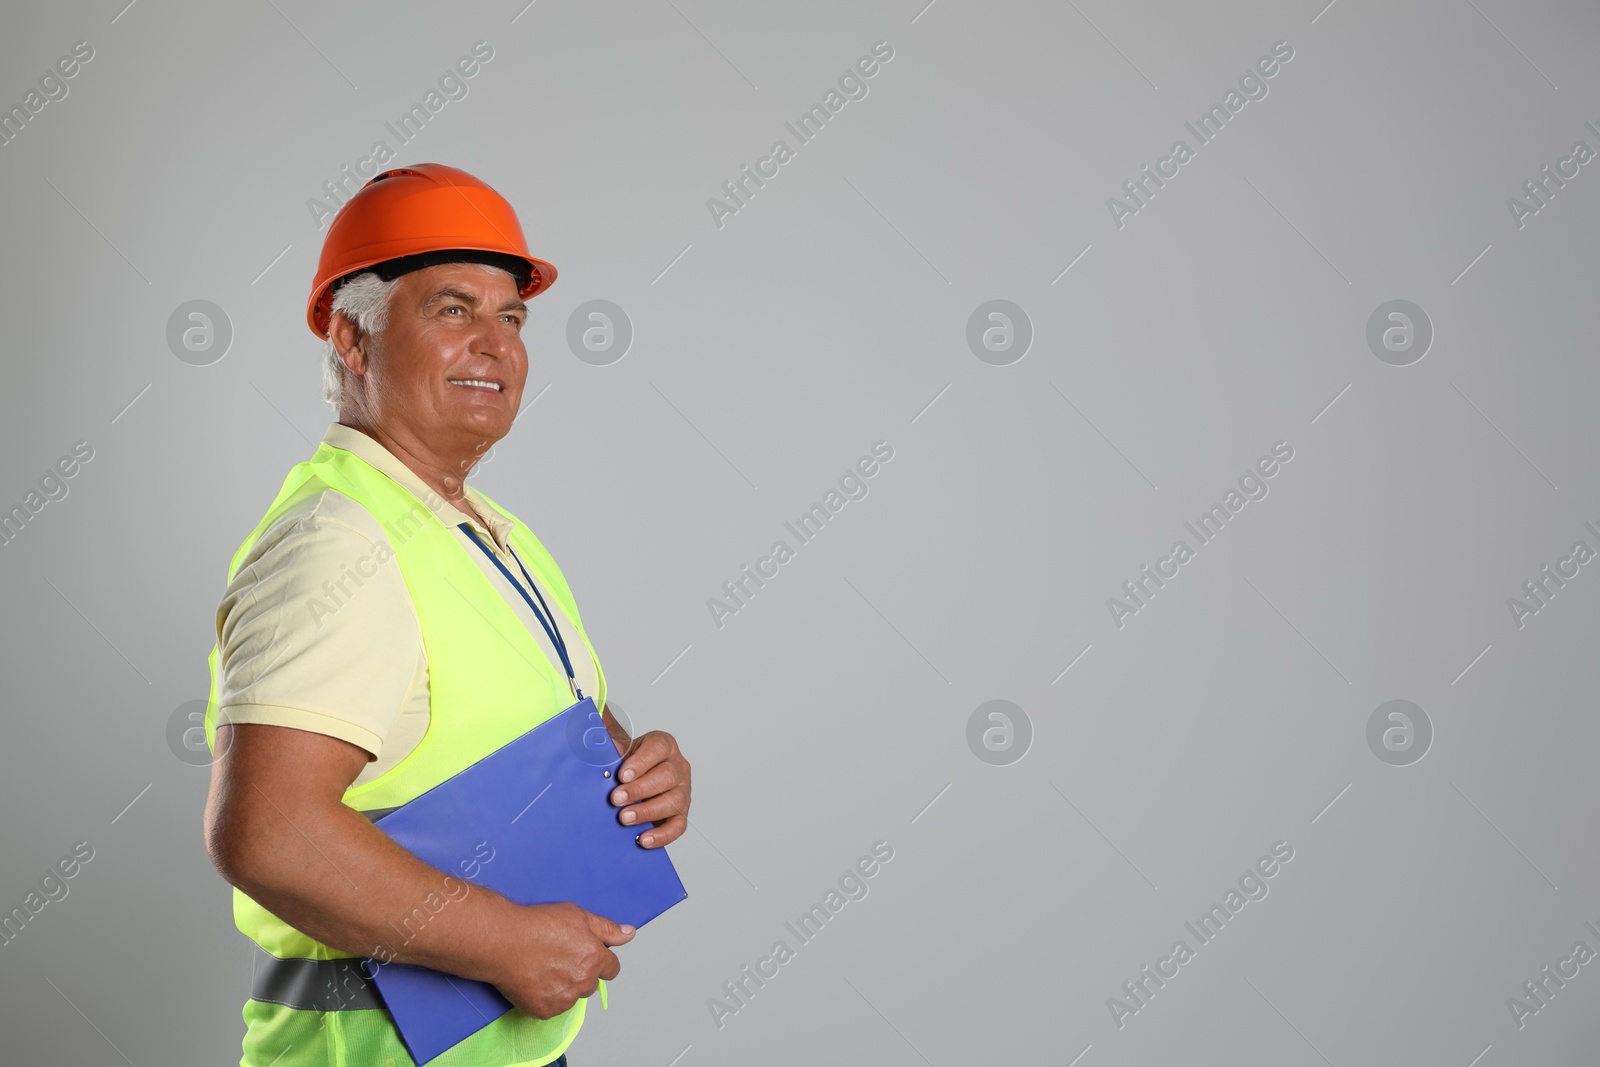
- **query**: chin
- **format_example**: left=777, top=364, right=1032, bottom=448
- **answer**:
left=452, top=406, right=509, bottom=435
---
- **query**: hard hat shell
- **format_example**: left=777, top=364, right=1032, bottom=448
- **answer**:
left=306, top=163, right=557, bottom=340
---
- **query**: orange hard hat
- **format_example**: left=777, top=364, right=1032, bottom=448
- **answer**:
left=306, top=163, right=557, bottom=340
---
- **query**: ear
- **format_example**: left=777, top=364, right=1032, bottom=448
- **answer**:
left=328, top=310, right=370, bottom=378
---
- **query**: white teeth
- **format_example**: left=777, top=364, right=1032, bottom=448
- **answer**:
left=449, top=379, right=502, bottom=391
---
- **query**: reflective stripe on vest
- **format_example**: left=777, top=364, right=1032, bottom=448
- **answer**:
left=252, top=948, right=386, bottom=1013
left=205, top=441, right=606, bottom=1067
left=251, top=946, right=609, bottom=1017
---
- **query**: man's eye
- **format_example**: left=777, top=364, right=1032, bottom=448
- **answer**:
left=444, top=305, right=464, bottom=315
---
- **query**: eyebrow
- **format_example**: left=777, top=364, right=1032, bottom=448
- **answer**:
left=422, top=286, right=528, bottom=316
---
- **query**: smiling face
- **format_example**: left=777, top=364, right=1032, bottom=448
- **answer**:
left=333, top=261, right=530, bottom=492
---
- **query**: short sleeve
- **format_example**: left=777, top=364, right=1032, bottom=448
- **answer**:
left=213, top=490, right=425, bottom=759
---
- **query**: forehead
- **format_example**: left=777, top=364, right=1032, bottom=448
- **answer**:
left=399, top=262, right=521, bottom=301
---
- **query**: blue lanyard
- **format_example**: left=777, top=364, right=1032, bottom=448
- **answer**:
left=458, top=523, right=583, bottom=701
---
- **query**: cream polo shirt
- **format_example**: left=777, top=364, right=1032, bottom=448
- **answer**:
left=214, top=422, right=603, bottom=789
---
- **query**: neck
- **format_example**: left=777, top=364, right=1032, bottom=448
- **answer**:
left=338, top=417, right=483, bottom=514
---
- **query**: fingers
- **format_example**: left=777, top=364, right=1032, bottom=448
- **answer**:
left=587, top=910, right=637, bottom=947
left=597, top=948, right=622, bottom=983
left=617, top=731, right=678, bottom=786
left=609, top=759, right=684, bottom=809
left=608, top=730, right=692, bottom=848
left=616, top=788, right=689, bottom=830
left=635, top=813, right=687, bottom=849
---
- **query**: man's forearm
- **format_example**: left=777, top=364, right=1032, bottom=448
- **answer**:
left=214, top=795, right=515, bottom=980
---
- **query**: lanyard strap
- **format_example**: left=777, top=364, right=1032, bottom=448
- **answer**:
left=458, top=523, right=583, bottom=701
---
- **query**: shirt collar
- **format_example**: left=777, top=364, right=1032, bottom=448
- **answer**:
left=320, top=422, right=516, bottom=552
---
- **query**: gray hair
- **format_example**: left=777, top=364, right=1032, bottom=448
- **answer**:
left=319, top=262, right=518, bottom=408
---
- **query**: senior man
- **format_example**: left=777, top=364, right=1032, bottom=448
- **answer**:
left=200, top=163, right=691, bottom=1067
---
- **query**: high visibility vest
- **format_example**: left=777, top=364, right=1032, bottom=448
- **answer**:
left=204, top=441, right=608, bottom=1067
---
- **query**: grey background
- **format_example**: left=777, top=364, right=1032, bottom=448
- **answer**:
left=1, top=0, right=1596, bottom=1064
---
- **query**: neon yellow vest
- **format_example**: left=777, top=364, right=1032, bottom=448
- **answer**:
left=204, top=441, right=607, bottom=1067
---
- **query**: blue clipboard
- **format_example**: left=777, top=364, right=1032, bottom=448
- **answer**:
left=364, top=696, right=687, bottom=1064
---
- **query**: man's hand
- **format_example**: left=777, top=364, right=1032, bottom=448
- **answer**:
left=488, top=902, right=634, bottom=1019
left=605, top=719, right=691, bottom=848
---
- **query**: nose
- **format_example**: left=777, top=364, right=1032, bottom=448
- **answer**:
left=469, top=312, right=523, bottom=366
left=470, top=313, right=526, bottom=392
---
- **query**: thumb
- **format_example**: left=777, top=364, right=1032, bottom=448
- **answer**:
left=590, top=911, right=636, bottom=946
